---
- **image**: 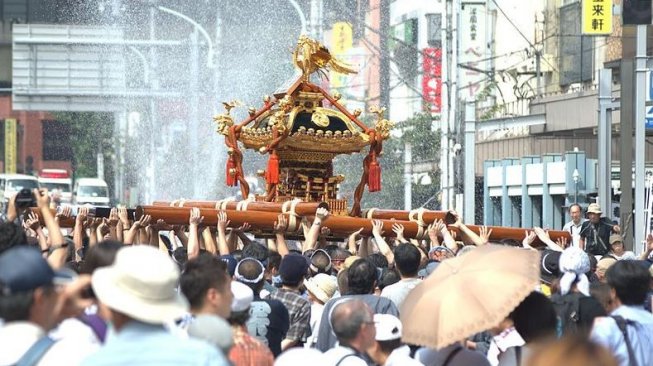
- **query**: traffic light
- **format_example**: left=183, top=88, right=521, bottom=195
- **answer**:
left=623, top=0, right=652, bottom=25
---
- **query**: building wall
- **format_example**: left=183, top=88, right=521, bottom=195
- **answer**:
left=0, top=95, right=71, bottom=175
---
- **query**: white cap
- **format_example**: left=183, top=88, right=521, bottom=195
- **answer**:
left=374, top=313, right=402, bottom=341
left=231, top=281, right=254, bottom=312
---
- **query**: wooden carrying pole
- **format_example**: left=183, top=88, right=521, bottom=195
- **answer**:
left=363, top=208, right=456, bottom=225
left=136, top=206, right=429, bottom=239
left=447, top=225, right=571, bottom=246
left=30, top=208, right=75, bottom=228
left=151, top=200, right=326, bottom=216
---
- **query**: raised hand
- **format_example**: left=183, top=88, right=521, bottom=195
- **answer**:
left=118, top=207, right=130, bottom=227
left=274, top=214, right=288, bottom=234
left=315, top=207, right=329, bottom=221
left=33, top=188, right=50, bottom=210
left=371, top=219, right=384, bottom=237
left=392, top=223, right=406, bottom=242
left=107, top=208, right=120, bottom=227
left=236, top=222, right=251, bottom=232
left=217, top=211, right=230, bottom=232
left=25, top=212, right=41, bottom=231
left=478, top=225, right=493, bottom=244
left=189, top=207, right=204, bottom=226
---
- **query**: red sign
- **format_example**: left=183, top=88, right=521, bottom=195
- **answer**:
left=422, top=48, right=442, bottom=113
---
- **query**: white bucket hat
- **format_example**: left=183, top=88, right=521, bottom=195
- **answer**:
left=92, top=245, right=188, bottom=324
left=304, top=273, right=337, bottom=303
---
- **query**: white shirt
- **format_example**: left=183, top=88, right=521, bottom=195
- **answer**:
left=563, top=219, right=586, bottom=248
left=380, top=278, right=422, bottom=310
left=385, top=345, right=423, bottom=366
left=486, top=327, right=525, bottom=366
left=0, top=321, right=99, bottom=366
left=591, top=305, right=653, bottom=366
left=323, top=345, right=368, bottom=366
left=305, top=303, right=324, bottom=348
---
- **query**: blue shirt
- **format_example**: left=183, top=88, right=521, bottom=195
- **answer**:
left=590, top=305, right=653, bottom=366
left=81, top=321, right=228, bottom=366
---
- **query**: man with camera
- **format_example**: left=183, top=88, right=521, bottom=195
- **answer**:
left=579, top=203, right=620, bottom=257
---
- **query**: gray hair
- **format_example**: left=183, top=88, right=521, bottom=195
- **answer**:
left=330, top=299, right=372, bottom=342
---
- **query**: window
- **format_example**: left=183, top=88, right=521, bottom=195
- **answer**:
left=42, top=120, right=72, bottom=161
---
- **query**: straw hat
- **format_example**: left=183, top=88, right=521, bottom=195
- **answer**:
left=304, top=273, right=337, bottom=303
left=91, top=245, right=188, bottom=324
left=586, top=203, right=602, bottom=215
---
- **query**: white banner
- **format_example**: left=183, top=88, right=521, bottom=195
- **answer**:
left=459, top=1, right=488, bottom=99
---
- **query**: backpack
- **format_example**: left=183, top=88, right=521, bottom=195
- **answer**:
left=551, top=292, right=583, bottom=336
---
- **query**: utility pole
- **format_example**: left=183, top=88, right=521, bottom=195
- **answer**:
left=440, top=0, right=451, bottom=210
left=634, top=24, right=647, bottom=253
left=463, top=99, right=476, bottom=223
left=535, top=50, right=542, bottom=97
left=598, top=68, right=612, bottom=217
left=147, top=2, right=158, bottom=204
left=449, top=0, right=459, bottom=212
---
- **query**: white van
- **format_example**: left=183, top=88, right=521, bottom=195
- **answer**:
left=38, top=169, right=73, bottom=204
left=0, top=174, right=40, bottom=208
left=73, top=178, right=110, bottom=206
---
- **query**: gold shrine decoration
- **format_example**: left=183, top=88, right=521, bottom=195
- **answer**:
left=292, top=35, right=358, bottom=81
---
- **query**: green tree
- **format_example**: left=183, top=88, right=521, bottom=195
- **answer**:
left=334, top=112, right=440, bottom=211
left=53, top=112, right=115, bottom=194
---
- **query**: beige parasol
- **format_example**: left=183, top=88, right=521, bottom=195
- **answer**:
left=400, top=244, right=540, bottom=349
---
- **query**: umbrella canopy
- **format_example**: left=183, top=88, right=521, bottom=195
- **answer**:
left=400, top=245, right=540, bottom=349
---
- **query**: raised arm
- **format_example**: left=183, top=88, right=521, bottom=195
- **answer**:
left=371, top=219, right=394, bottom=266
left=533, top=227, right=563, bottom=252
left=187, top=207, right=204, bottom=260
left=303, top=207, right=329, bottom=252
left=25, top=212, right=48, bottom=255
left=73, top=207, right=88, bottom=261
left=216, top=210, right=231, bottom=255
left=34, top=189, right=66, bottom=270
left=348, top=228, right=364, bottom=256
left=273, top=214, right=290, bottom=257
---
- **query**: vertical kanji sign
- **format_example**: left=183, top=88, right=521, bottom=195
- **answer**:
left=582, top=0, right=612, bottom=35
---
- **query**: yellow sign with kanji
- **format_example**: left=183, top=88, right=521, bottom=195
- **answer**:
left=582, top=0, right=612, bottom=35
left=331, top=22, right=353, bottom=55
left=4, top=118, right=16, bottom=174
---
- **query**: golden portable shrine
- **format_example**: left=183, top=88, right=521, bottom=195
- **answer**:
left=39, top=36, right=568, bottom=245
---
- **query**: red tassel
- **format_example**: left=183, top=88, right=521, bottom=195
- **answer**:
left=265, top=152, right=280, bottom=184
left=226, top=158, right=238, bottom=187
left=368, top=160, right=381, bottom=192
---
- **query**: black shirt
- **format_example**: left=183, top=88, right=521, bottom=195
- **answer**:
left=245, top=297, right=290, bottom=357
left=579, top=218, right=614, bottom=256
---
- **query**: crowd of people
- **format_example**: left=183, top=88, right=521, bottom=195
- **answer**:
left=1, top=188, right=653, bottom=366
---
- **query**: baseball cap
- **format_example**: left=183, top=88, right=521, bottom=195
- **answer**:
left=0, top=246, right=67, bottom=295
left=374, top=313, right=402, bottom=341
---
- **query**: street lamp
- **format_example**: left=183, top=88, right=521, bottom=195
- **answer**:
left=572, top=168, right=580, bottom=203
left=157, top=6, right=215, bottom=68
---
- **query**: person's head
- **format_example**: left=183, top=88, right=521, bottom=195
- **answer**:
left=596, top=256, right=617, bottom=282
left=393, top=244, right=420, bottom=278
left=228, top=281, right=254, bottom=326
left=309, top=249, right=333, bottom=276
left=609, top=235, right=624, bottom=256
left=278, top=253, right=309, bottom=288
left=377, top=268, right=400, bottom=292
left=337, top=267, right=349, bottom=295
left=371, top=314, right=403, bottom=359
left=92, top=245, right=188, bottom=329
left=330, top=247, right=351, bottom=273
left=367, top=253, right=388, bottom=270
left=330, top=299, right=376, bottom=351
left=569, top=203, right=583, bottom=223
left=234, top=258, right=266, bottom=295
left=305, top=273, right=337, bottom=305
left=0, top=247, right=60, bottom=329
left=242, top=243, right=268, bottom=267
left=508, top=291, right=557, bottom=343
left=590, top=282, right=615, bottom=314
left=267, top=251, right=282, bottom=279
left=171, top=247, right=188, bottom=270
left=347, top=258, right=377, bottom=295
left=79, top=240, right=122, bottom=275
left=0, top=222, right=27, bottom=255
left=527, top=335, right=617, bottom=366
left=180, top=253, right=233, bottom=319
left=606, top=260, right=651, bottom=306
left=586, top=203, right=602, bottom=224
left=429, top=246, right=455, bottom=262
